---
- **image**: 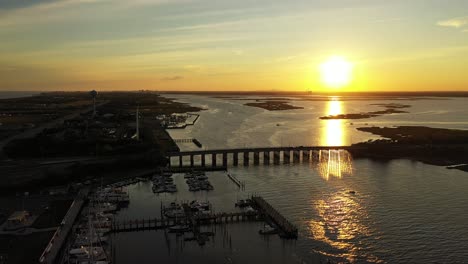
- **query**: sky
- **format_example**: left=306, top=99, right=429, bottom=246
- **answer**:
left=0, top=0, right=467, bottom=92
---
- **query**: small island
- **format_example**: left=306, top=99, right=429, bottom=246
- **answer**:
left=320, top=103, right=410, bottom=120
left=245, top=100, right=304, bottom=111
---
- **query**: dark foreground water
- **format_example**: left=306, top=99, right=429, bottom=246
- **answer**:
left=113, top=159, right=468, bottom=263
left=113, top=95, right=468, bottom=263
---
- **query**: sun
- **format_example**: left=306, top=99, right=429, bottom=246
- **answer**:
left=319, top=56, right=353, bottom=88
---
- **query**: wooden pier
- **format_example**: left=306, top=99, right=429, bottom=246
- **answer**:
left=251, top=196, right=298, bottom=239
left=111, top=196, right=297, bottom=239
left=226, top=172, right=245, bottom=190
left=111, top=211, right=260, bottom=233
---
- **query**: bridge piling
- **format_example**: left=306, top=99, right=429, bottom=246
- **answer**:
left=254, top=152, right=259, bottom=165
left=223, top=153, right=228, bottom=167
left=263, top=151, right=270, bottom=165
left=302, top=150, right=310, bottom=162
left=212, top=153, right=217, bottom=167
left=243, top=152, right=250, bottom=166
left=233, top=152, right=238, bottom=166
left=293, top=150, right=300, bottom=163
left=201, top=154, right=205, bottom=167
left=273, top=151, right=280, bottom=164
left=283, top=150, right=290, bottom=164
left=190, top=155, right=194, bottom=167
left=179, top=155, right=183, bottom=167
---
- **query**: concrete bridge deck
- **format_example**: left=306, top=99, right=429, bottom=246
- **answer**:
left=167, top=145, right=361, bottom=167
left=167, top=145, right=353, bottom=157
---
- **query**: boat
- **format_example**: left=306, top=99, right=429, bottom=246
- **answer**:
left=166, top=185, right=177, bottom=193
left=184, top=173, right=194, bottom=179
left=348, top=190, right=356, bottom=195
left=190, top=200, right=210, bottom=211
left=69, top=247, right=107, bottom=260
left=235, top=199, right=248, bottom=207
left=244, top=206, right=256, bottom=214
left=168, top=225, right=190, bottom=233
left=89, top=205, right=117, bottom=214
left=189, top=185, right=200, bottom=192
left=162, top=171, right=172, bottom=177
left=258, top=224, right=278, bottom=235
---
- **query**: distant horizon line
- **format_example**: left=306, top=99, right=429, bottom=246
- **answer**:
left=2, top=90, right=468, bottom=96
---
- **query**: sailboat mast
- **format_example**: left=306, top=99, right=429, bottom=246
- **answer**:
left=136, top=106, right=140, bottom=141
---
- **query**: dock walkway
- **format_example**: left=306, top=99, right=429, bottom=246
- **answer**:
left=251, top=196, right=298, bottom=239
left=38, top=188, right=89, bottom=264
left=111, top=211, right=260, bottom=233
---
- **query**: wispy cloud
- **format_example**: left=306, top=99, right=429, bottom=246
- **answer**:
left=437, top=16, right=468, bottom=28
left=161, top=76, right=183, bottom=81
left=0, top=0, right=188, bottom=27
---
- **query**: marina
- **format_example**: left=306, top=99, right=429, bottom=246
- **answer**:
left=36, top=166, right=300, bottom=264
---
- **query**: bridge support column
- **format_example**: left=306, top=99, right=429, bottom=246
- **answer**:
left=222, top=153, right=228, bottom=167
left=243, top=152, right=250, bottom=166
left=212, top=154, right=217, bottom=167
left=283, top=150, right=290, bottom=164
left=201, top=154, right=205, bottom=167
left=190, top=155, right=194, bottom=167
left=293, top=150, right=300, bottom=163
left=254, top=152, right=259, bottom=165
left=179, top=155, right=183, bottom=167
left=273, top=151, right=280, bottom=164
left=263, top=151, right=270, bottom=165
left=302, top=150, right=310, bottom=162
left=233, top=152, right=238, bottom=166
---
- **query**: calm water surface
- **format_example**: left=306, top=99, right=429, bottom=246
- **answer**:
left=114, top=95, right=468, bottom=263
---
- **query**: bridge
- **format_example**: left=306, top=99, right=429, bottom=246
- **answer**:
left=167, top=145, right=358, bottom=167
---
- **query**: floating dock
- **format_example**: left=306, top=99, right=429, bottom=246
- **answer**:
left=226, top=172, right=245, bottom=190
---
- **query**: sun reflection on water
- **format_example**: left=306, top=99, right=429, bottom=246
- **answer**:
left=317, top=98, right=354, bottom=180
left=307, top=192, right=382, bottom=263
left=322, top=99, right=345, bottom=147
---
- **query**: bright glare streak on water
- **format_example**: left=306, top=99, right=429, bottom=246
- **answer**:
left=322, top=99, right=346, bottom=147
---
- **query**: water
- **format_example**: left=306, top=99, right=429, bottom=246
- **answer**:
left=114, top=94, right=468, bottom=263
left=0, top=91, right=39, bottom=99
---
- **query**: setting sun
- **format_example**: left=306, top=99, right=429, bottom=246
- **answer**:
left=320, top=56, right=353, bottom=88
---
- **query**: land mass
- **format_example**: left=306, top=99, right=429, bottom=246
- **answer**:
left=351, top=126, right=468, bottom=172
left=0, top=91, right=203, bottom=192
left=245, top=100, right=303, bottom=111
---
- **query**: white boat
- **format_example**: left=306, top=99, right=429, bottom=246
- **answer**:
left=162, top=171, right=172, bottom=177
left=258, top=224, right=278, bottom=235
left=69, top=247, right=107, bottom=260
left=169, top=225, right=190, bottom=232
left=164, top=209, right=185, bottom=218
left=89, top=203, right=117, bottom=213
